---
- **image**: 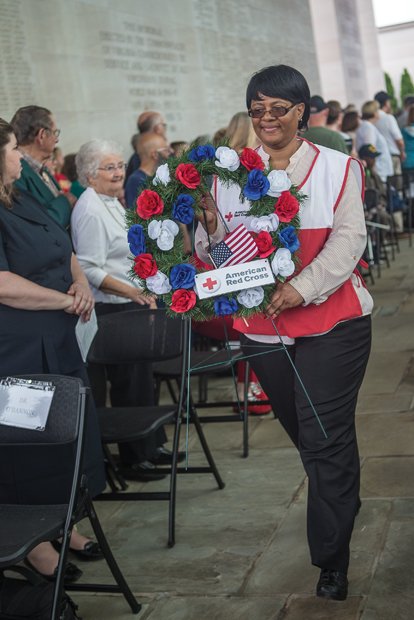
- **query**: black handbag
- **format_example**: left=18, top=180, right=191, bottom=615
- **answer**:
left=0, top=566, right=81, bottom=619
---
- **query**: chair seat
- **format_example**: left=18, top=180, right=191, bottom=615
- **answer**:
left=154, top=349, right=242, bottom=378
left=97, top=405, right=177, bottom=443
left=0, top=504, right=67, bottom=566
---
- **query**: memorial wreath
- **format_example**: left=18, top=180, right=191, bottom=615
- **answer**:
left=126, top=143, right=306, bottom=321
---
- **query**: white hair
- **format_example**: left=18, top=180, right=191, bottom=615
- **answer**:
left=75, top=139, right=123, bottom=186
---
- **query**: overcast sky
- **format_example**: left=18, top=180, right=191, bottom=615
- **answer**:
left=372, top=0, right=414, bottom=27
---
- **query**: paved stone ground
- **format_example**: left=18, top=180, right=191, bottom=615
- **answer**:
left=74, top=240, right=414, bottom=620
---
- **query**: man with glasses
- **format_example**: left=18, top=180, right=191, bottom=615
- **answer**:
left=10, top=106, right=75, bottom=228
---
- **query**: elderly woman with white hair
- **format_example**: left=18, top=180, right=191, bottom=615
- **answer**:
left=71, top=139, right=174, bottom=481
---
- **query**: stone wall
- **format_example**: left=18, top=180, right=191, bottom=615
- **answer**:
left=0, top=0, right=320, bottom=154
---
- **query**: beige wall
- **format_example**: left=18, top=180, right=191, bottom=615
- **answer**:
left=378, top=22, right=414, bottom=105
left=0, top=0, right=320, bottom=155
left=309, top=0, right=383, bottom=108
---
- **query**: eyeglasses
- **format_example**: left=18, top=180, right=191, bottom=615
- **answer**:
left=248, top=103, right=297, bottom=119
left=97, top=162, right=127, bottom=173
left=156, top=147, right=172, bottom=154
left=44, top=127, right=61, bottom=138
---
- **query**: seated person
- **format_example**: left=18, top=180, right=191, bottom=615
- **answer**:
left=71, top=139, right=182, bottom=480
left=125, top=133, right=172, bottom=210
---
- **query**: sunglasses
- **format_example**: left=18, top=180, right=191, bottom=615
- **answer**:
left=248, top=103, right=297, bottom=119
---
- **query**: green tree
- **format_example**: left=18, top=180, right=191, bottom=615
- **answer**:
left=400, top=68, right=414, bottom=105
left=384, top=72, right=398, bottom=112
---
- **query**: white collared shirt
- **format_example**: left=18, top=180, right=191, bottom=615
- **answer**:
left=71, top=187, right=141, bottom=303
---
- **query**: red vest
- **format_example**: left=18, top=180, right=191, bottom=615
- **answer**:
left=233, top=142, right=366, bottom=338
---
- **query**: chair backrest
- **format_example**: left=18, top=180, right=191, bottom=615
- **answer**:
left=0, top=374, right=85, bottom=446
left=364, top=188, right=379, bottom=210
left=87, top=308, right=184, bottom=365
left=402, top=169, right=414, bottom=198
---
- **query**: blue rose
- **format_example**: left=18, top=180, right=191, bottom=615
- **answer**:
left=214, top=296, right=238, bottom=316
left=169, top=263, right=197, bottom=289
left=278, top=225, right=300, bottom=253
left=172, top=193, right=195, bottom=225
left=188, top=144, right=216, bottom=162
left=128, top=224, right=146, bottom=256
left=243, top=169, right=271, bottom=200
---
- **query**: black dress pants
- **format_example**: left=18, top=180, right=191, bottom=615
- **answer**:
left=241, top=315, right=371, bottom=573
left=87, top=302, right=166, bottom=465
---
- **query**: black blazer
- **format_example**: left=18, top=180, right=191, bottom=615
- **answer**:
left=0, top=190, right=81, bottom=375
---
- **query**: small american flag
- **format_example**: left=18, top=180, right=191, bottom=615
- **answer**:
left=209, top=224, right=258, bottom=268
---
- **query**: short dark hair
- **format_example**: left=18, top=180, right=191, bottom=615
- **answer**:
left=341, top=111, right=359, bottom=133
left=0, top=117, right=16, bottom=207
left=246, top=65, right=310, bottom=130
left=374, top=91, right=390, bottom=108
left=10, top=105, right=52, bottom=146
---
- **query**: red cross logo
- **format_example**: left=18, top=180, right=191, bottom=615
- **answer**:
left=225, top=212, right=233, bottom=222
left=203, top=277, right=218, bottom=290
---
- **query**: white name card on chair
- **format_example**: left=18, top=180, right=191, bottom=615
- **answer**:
left=0, top=377, right=55, bottom=431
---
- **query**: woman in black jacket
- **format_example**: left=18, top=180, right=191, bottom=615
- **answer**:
left=0, top=118, right=105, bottom=582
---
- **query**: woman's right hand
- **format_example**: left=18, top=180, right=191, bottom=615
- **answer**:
left=196, top=194, right=218, bottom=234
left=134, top=289, right=157, bottom=308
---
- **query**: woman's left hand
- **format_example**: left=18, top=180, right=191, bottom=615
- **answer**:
left=66, top=280, right=95, bottom=322
left=266, top=282, right=304, bottom=318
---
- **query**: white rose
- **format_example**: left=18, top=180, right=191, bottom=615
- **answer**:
left=271, top=248, right=295, bottom=278
left=153, top=163, right=170, bottom=186
left=215, top=146, right=240, bottom=172
left=148, top=220, right=162, bottom=240
left=162, top=219, right=179, bottom=236
left=146, top=271, right=172, bottom=294
left=237, top=287, right=265, bottom=309
left=266, top=170, right=292, bottom=197
left=148, top=219, right=179, bottom=249
left=249, top=214, right=279, bottom=233
left=157, top=228, right=175, bottom=251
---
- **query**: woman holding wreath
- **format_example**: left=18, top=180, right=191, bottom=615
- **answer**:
left=195, top=65, right=373, bottom=601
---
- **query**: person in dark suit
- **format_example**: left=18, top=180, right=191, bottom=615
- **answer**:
left=0, top=118, right=105, bottom=581
left=10, top=106, right=76, bottom=229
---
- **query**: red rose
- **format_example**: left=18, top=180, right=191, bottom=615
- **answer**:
left=133, top=253, right=158, bottom=279
left=136, top=189, right=164, bottom=220
left=255, top=231, right=275, bottom=258
left=175, top=163, right=201, bottom=189
left=170, top=289, right=197, bottom=313
left=240, top=148, right=265, bottom=171
left=274, top=191, right=299, bottom=222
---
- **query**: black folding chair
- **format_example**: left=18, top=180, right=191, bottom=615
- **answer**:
left=402, top=169, right=414, bottom=247
left=364, top=187, right=390, bottom=278
left=0, top=374, right=140, bottom=619
left=87, top=308, right=225, bottom=547
left=386, top=175, right=403, bottom=258
left=154, top=341, right=253, bottom=457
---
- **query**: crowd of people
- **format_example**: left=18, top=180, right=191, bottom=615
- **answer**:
left=1, top=64, right=414, bottom=606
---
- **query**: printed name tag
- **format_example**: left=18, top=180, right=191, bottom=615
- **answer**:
left=195, top=259, right=275, bottom=299
left=0, top=377, right=55, bottom=431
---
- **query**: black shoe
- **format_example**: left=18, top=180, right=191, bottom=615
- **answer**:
left=153, top=446, right=186, bottom=465
left=316, top=569, right=348, bottom=601
left=24, top=557, right=83, bottom=584
left=52, top=539, right=104, bottom=562
left=119, top=460, right=167, bottom=482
